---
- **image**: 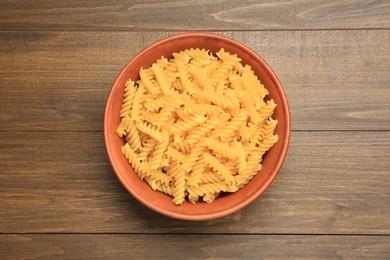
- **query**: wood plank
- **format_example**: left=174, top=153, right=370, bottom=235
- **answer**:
left=0, top=131, right=389, bottom=233
left=0, top=30, right=389, bottom=131
left=0, top=0, right=389, bottom=30
left=0, top=234, right=389, bottom=259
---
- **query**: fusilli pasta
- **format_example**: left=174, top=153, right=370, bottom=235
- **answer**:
left=117, top=48, right=278, bottom=205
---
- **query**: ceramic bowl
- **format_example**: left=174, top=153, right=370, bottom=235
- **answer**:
left=104, top=33, right=290, bottom=220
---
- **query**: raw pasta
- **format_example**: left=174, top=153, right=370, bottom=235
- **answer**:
left=117, top=48, right=278, bottom=205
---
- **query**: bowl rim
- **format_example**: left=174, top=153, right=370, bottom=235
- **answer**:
left=104, top=32, right=291, bottom=220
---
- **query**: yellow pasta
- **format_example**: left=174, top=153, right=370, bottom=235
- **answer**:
left=117, top=48, right=278, bottom=205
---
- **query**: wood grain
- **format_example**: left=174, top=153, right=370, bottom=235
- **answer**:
left=1, top=234, right=389, bottom=259
left=1, top=131, right=388, bottom=233
left=1, top=30, right=389, bottom=131
left=0, top=0, right=389, bottom=31
left=1, top=1, right=389, bottom=258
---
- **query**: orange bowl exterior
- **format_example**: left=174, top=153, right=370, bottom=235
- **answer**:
left=104, top=33, right=291, bottom=220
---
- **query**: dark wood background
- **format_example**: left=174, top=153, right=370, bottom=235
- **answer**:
left=1, top=1, right=389, bottom=259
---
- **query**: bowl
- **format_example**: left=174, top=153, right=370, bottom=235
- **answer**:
left=104, top=32, right=290, bottom=220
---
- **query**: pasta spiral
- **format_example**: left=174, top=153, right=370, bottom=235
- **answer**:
left=203, top=152, right=235, bottom=186
left=120, top=80, right=137, bottom=118
left=172, top=114, right=207, bottom=137
left=204, top=138, right=239, bottom=159
left=140, top=68, right=160, bottom=95
left=168, top=163, right=187, bottom=205
left=211, top=109, right=247, bottom=139
left=122, top=115, right=142, bottom=151
left=148, top=138, right=169, bottom=170
left=185, top=118, right=219, bottom=145
left=135, top=121, right=166, bottom=142
left=186, top=162, right=206, bottom=187
left=121, top=143, right=143, bottom=174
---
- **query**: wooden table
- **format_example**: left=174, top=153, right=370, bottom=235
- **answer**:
left=1, top=1, right=389, bottom=259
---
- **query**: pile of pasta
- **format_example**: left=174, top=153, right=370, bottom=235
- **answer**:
left=117, top=48, right=278, bottom=205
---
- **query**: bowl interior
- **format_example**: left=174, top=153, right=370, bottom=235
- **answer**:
left=104, top=33, right=290, bottom=220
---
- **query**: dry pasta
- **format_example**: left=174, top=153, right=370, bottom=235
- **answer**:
left=117, top=48, right=278, bottom=205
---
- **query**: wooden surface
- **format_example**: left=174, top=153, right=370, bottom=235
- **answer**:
left=0, top=0, right=389, bottom=30
left=1, top=1, right=389, bottom=259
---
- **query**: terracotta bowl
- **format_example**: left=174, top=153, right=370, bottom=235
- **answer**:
left=104, top=33, right=290, bottom=220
